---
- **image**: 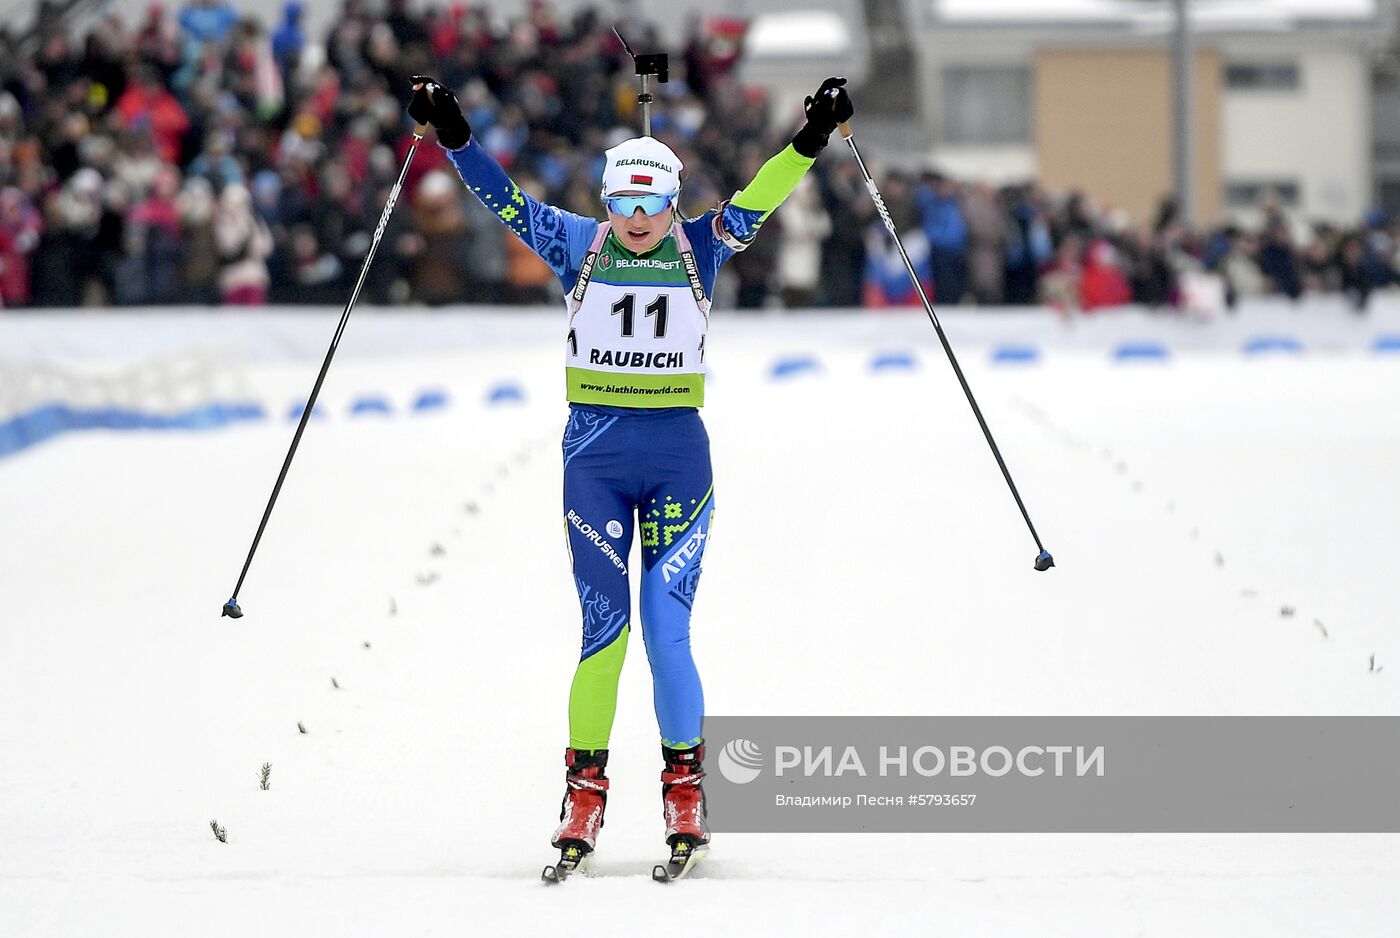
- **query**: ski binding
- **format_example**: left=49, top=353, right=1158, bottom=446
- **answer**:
left=541, top=843, right=591, bottom=884
left=651, top=840, right=708, bottom=883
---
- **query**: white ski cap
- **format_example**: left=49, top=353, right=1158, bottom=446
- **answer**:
left=600, top=136, right=682, bottom=196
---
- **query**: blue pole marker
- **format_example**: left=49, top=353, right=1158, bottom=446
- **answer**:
left=870, top=350, right=918, bottom=372
left=288, top=400, right=326, bottom=421
left=1242, top=336, right=1304, bottom=356
left=487, top=382, right=526, bottom=405
left=349, top=395, right=393, bottom=416
left=1112, top=342, right=1170, bottom=362
left=413, top=388, right=450, bottom=412
left=769, top=356, right=822, bottom=379
left=991, top=345, right=1040, bottom=365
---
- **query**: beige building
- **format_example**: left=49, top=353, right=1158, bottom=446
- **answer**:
left=919, top=0, right=1385, bottom=228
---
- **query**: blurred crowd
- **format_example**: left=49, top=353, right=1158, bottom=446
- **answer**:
left=2, top=0, right=1398, bottom=311
left=889, top=186, right=1400, bottom=316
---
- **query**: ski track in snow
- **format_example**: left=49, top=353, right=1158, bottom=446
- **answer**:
left=1, top=333, right=1397, bottom=937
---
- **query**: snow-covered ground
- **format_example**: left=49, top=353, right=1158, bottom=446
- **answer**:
left=1, top=312, right=1396, bottom=936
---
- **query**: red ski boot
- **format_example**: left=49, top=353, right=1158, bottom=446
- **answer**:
left=547, top=748, right=609, bottom=880
left=654, top=743, right=710, bottom=881
left=661, top=743, right=710, bottom=847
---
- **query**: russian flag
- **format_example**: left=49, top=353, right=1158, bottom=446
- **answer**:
left=631, top=174, right=653, bottom=186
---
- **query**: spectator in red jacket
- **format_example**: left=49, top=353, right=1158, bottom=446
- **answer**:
left=1080, top=237, right=1133, bottom=310
left=114, top=65, right=191, bottom=165
left=0, top=187, right=44, bottom=307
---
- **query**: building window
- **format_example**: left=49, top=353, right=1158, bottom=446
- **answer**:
left=942, top=66, right=1031, bottom=145
left=1377, top=179, right=1400, bottom=221
left=1224, top=62, right=1301, bottom=91
left=1226, top=180, right=1301, bottom=208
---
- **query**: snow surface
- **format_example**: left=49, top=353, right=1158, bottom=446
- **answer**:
left=1, top=315, right=1397, bottom=936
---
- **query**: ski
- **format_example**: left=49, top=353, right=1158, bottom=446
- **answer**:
left=651, top=841, right=708, bottom=883
left=541, top=843, right=591, bottom=884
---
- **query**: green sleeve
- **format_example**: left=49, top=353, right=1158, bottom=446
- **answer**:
left=729, top=144, right=816, bottom=219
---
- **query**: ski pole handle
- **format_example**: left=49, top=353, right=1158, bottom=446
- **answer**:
left=838, top=121, right=853, bottom=140
left=411, top=80, right=434, bottom=137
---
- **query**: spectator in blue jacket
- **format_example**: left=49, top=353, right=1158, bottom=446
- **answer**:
left=271, top=2, right=306, bottom=76
left=916, top=172, right=969, bottom=304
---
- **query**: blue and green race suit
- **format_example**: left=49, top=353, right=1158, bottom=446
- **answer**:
left=443, top=136, right=813, bottom=750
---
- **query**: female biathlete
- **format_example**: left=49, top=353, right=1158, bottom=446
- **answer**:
left=407, top=74, right=854, bottom=875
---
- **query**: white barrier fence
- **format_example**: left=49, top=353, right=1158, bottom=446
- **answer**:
left=0, top=346, right=259, bottom=459
left=2, top=296, right=1400, bottom=362
left=3, top=298, right=1399, bottom=460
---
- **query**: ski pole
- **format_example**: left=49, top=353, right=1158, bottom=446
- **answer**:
left=221, top=116, right=431, bottom=618
left=838, top=121, right=1054, bottom=572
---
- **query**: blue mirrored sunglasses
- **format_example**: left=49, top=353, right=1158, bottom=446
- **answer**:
left=603, top=191, right=678, bottom=217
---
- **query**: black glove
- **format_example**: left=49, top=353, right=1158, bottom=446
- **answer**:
left=409, top=75, right=471, bottom=150
left=792, top=76, right=854, bottom=158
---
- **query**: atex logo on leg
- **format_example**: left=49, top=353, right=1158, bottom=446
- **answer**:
left=660, top=525, right=706, bottom=584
